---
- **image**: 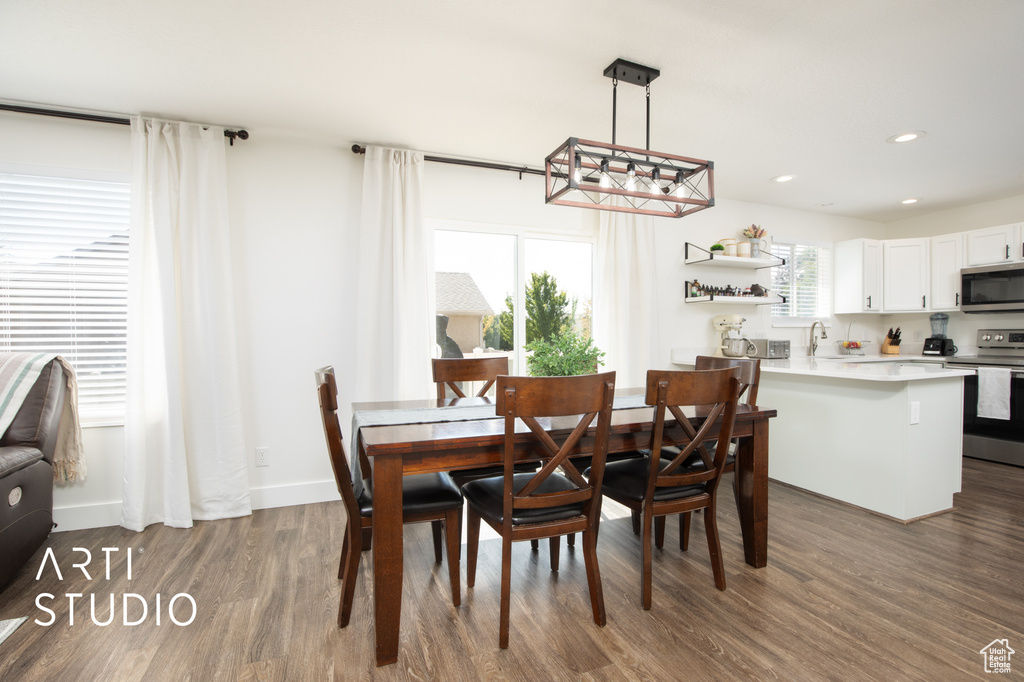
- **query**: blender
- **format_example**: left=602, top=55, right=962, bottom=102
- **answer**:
left=923, top=313, right=956, bottom=356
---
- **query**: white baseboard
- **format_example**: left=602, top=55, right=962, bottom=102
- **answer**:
left=53, top=501, right=122, bottom=532
left=249, top=479, right=339, bottom=510
left=52, top=480, right=341, bottom=533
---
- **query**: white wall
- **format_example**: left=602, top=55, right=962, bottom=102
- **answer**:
left=882, top=193, right=1024, bottom=354
left=227, top=138, right=362, bottom=513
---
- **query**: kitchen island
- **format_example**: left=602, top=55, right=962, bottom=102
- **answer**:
left=671, top=352, right=975, bottom=521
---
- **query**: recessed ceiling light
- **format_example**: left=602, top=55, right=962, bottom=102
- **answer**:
left=771, top=175, right=795, bottom=183
left=902, top=198, right=919, bottom=204
left=887, top=131, right=926, bottom=144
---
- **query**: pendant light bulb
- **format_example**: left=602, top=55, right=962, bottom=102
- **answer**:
left=574, top=155, right=582, bottom=185
left=626, top=161, right=637, bottom=190
left=599, top=158, right=611, bottom=189
left=650, top=167, right=662, bottom=196
left=674, top=170, right=687, bottom=198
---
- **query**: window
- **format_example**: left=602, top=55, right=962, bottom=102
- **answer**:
left=433, top=222, right=594, bottom=379
left=770, top=239, right=831, bottom=322
left=0, top=171, right=130, bottom=422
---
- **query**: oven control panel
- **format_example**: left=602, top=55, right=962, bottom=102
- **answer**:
left=978, top=329, right=1024, bottom=350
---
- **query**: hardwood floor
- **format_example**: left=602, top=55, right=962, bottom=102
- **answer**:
left=0, top=458, right=1021, bottom=680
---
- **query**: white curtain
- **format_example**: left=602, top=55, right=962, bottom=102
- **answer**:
left=595, top=208, right=659, bottom=388
left=353, top=146, right=434, bottom=402
left=122, top=117, right=251, bottom=531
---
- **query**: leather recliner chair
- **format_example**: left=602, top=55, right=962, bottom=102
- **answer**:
left=0, top=359, right=67, bottom=588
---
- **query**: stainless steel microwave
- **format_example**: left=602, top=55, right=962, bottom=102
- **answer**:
left=961, top=262, right=1024, bottom=313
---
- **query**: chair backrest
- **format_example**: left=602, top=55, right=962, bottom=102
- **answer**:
left=0, top=358, right=66, bottom=461
left=432, top=356, right=510, bottom=400
left=315, top=366, right=360, bottom=524
left=693, top=355, right=760, bottom=405
left=494, top=372, right=616, bottom=526
left=644, top=367, right=742, bottom=497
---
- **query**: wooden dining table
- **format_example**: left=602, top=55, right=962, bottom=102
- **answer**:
left=353, top=389, right=776, bottom=666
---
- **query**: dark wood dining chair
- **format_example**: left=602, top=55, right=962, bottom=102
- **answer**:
left=431, top=356, right=538, bottom=487
left=464, top=371, right=616, bottom=649
left=599, top=367, right=741, bottom=608
left=315, top=366, right=464, bottom=627
left=673, top=355, right=761, bottom=550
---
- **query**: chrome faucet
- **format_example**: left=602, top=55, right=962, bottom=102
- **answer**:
left=809, top=320, right=828, bottom=356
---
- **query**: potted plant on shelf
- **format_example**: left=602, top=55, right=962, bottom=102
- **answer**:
left=742, top=224, right=767, bottom=258
left=710, top=243, right=725, bottom=255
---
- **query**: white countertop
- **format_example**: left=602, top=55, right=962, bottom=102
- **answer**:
left=671, top=350, right=975, bottom=382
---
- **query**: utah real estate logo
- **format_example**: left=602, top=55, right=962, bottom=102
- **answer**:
left=980, top=639, right=1014, bottom=674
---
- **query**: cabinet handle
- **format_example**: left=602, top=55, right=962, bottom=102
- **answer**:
left=867, top=295, right=872, bottom=309
left=922, top=295, right=926, bottom=309
left=956, top=292, right=960, bottom=305
left=1007, top=245, right=1011, bottom=259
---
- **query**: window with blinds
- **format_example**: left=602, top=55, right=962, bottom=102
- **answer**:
left=769, top=240, right=831, bottom=321
left=0, top=172, right=130, bottom=422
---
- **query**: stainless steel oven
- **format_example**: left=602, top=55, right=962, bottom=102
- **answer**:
left=946, top=329, right=1024, bottom=466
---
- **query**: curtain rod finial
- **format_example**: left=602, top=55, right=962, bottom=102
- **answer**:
left=352, top=144, right=366, bottom=155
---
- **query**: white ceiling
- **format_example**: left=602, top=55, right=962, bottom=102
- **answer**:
left=3, top=0, right=1024, bottom=222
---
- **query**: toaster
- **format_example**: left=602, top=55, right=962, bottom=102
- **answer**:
left=748, top=339, right=790, bottom=359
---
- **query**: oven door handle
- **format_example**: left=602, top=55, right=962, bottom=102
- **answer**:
left=953, top=366, right=1024, bottom=378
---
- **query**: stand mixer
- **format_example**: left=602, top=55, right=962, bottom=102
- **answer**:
left=712, top=314, right=756, bottom=357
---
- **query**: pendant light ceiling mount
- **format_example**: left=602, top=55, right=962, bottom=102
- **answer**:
left=545, top=58, right=714, bottom=219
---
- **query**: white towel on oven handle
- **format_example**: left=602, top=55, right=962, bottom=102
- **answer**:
left=977, top=367, right=1012, bottom=420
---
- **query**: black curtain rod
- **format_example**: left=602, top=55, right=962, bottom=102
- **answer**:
left=0, top=102, right=249, bottom=145
left=351, top=144, right=544, bottom=178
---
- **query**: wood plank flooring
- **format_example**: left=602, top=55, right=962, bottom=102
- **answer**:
left=0, top=458, right=1021, bottom=680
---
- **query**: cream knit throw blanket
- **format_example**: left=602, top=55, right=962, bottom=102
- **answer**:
left=0, top=353, right=86, bottom=483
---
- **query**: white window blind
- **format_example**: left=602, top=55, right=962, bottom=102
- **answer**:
left=770, top=240, right=831, bottom=320
left=0, top=172, right=130, bottom=422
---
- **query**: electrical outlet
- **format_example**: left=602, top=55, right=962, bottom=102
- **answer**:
left=909, top=402, right=920, bottom=425
left=914, top=330, right=923, bottom=341
left=255, top=447, right=270, bottom=467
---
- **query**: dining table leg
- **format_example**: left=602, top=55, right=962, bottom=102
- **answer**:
left=373, top=453, right=403, bottom=666
left=735, top=417, right=769, bottom=568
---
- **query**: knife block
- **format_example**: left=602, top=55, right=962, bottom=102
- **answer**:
left=881, top=338, right=900, bottom=355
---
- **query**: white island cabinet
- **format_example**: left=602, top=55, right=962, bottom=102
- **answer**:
left=670, top=352, right=973, bottom=521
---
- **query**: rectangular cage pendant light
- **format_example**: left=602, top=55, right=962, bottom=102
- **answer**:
left=544, top=59, right=715, bottom=219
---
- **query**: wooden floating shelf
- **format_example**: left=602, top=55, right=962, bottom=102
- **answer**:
left=685, top=295, right=785, bottom=305
left=684, top=242, right=785, bottom=269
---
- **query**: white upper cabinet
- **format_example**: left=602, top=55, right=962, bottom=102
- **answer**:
left=930, top=233, right=963, bottom=311
left=835, top=239, right=883, bottom=313
left=883, top=238, right=930, bottom=312
left=964, top=224, right=1021, bottom=266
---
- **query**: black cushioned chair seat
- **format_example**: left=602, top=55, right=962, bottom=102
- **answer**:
left=463, top=472, right=585, bottom=526
left=569, top=449, right=644, bottom=474
left=453, top=462, right=539, bottom=481
left=357, top=472, right=463, bottom=517
left=0, top=445, right=44, bottom=478
left=680, top=451, right=735, bottom=471
left=598, top=457, right=706, bottom=503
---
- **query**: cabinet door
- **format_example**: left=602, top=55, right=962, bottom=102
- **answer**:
left=930, top=233, right=962, bottom=311
left=965, top=224, right=1019, bottom=265
left=863, top=240, right=882, bottom=310
left=883, top=239, right=929, bottom=312
left=835, top=239, right=882, bottom=313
